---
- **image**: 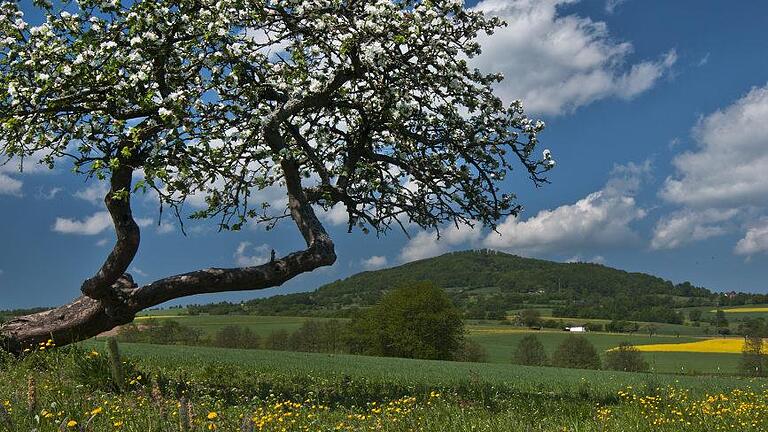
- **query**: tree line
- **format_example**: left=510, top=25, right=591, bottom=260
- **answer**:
left=119, top=282, right=487, bottom=363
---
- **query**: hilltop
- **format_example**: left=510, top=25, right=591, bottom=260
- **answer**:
left=189, top=250, right=765, bottom=322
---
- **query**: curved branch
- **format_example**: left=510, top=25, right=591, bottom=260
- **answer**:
left=79, top=164, right=141, bottom=308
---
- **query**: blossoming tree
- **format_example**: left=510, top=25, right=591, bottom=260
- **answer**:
left=0, top=0, right=553, bottom=353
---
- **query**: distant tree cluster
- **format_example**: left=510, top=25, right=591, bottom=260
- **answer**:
left=511, top=335, right=647, bottom=372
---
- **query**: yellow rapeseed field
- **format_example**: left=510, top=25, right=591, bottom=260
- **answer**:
left=633, top=338, right=768, bottom=353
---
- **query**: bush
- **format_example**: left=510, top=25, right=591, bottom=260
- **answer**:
left=347, top=281, right=464, bottom=360
left=454, top=339, right=489, bottom=363
left=552, top=335, right=601, bottom=370
left=605, top=342, right=649, bottom=372
left=519, top=309, right=541, bottom=328
left=264, top=329, right=290, bottom=351
left=738, top=335, right=767, bottom=377
left=211, top=325, right=261, bottom=349
left=512, top=334, right=548, bottom=366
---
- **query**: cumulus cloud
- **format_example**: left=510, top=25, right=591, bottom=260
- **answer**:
left=484, top=162, right=649, bottom=254
left=74, top=182, right=109, bottom=205
left=234, top=242, right=272, bottom=267
left=0, top=150, right=56, bottom=195
left=318, top=204, right=349, bottom=227
left=657, top=84, right=768, bottom=254
left=735, top=220, right=768, bottom=256
left=472, top=0, right=676, bottom=115
left=651, top=209, right=740, bottom=250
left=53, top=211, right=113, bottom=235
left=0, top=173, right=23, bottom=196
left=361, top=255, right=388, bottom=270
left=399, top=223, right=482, bottom=262
left=53, top=211, right=150, bottom=235
left=661, top=84, right=768, bottom=208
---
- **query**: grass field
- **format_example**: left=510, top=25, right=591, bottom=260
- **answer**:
left=2, top=342, right=763, bottom=431
left=76, top=341, right=761, bottom=402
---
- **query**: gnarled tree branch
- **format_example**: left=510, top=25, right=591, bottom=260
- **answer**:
left=0, top=155, right=336, bottom=355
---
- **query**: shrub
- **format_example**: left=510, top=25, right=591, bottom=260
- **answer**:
left=552, top=335, right=601, bottom=370
left=347, top=281, right=464, bottom=360
left=605, top=342, right=649, bottom=372
left=454, top=339, right=489, bottom=363
left=212, top=325, right=262, bottom=349
left=519, top=309, right=542, bottom=328
left=264, top=329, right=290, bottom=351
left=738, top=335, right=767, bottom=377
left=512, top=334, right=548, bottom=366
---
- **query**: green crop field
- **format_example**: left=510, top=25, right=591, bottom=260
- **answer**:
left=79, top=342, right=754, bottom=397
left=3, top=341, right=765, bottom=432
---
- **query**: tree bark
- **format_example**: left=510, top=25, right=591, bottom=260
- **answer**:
left=0, top=154, right=336, bottom=355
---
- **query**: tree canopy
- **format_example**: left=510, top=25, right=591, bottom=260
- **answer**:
left=348, top=281, right=464, bottom=360
left=0, top=0, right=552, bottom=353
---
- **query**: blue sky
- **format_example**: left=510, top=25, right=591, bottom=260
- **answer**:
left=3, top=0, right=768, bottom=309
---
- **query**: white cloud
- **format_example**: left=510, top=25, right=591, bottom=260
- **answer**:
left=96, top=238, right=110, bottom=247
left=399, top=223, right=482, bottom=262
left=484, top=162, right=649, bottom=253
left=604, top=0, right=628, bottom=14
left=319, top=204, right=349, bottom=227
left=0, top=150, right=56, bottom=195
left=157, top=222, right=175, bottom=234
left=74, top=182, right=109, bottom=205
left=361, top=255, right=388, bottom=270
left=735, top=220, right=768, bottom=256
left=657, top=83, right=768, bottom=253
left=697, top=52, right=710, bottom=67
left=53, top=211, right=113, bottom=235
left=0, top=269, right=4, bottom=275
left=472, top=0, right=676, bottom=115
left=130, top=266, right=148, bottom=277
left=136, top=217, right=153, bottom=228
left=36, top=186, right=62, bottom=200
left=0, top=173, right=23, bottom=196
left=234, top=242, right=273, bottom=267
left=662, top=84, right=768, bottom=208
left=651, top=209, right=740, bottom=250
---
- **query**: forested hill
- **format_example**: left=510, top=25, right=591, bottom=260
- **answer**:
left=189, top=250, right=764, bottom=322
